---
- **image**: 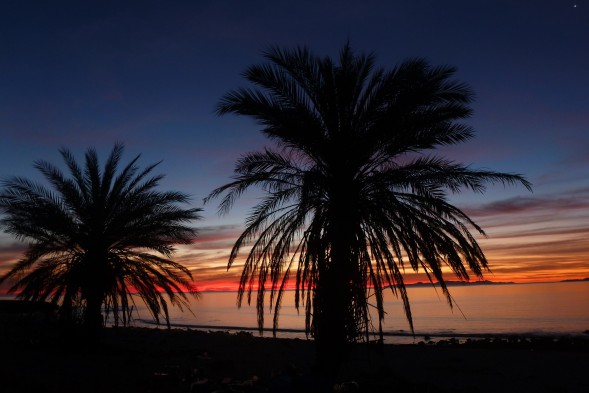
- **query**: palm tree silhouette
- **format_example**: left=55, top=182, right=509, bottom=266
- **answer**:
left=0, top=144, right=201, bottom=334
left=206, top=44, right=531, bottom=362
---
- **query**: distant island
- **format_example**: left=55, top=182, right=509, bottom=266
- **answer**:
left=407, top=278, right=589, bottom=287
left=408, top=280, right=515, bottom=287
left=559, top=277, right=589, bottom=283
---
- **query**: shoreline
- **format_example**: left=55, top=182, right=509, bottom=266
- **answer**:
left=138, top=318, right=589, bottom=341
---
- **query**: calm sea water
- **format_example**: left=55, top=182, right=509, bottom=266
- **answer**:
left=134, top=281, right=589, bottom=342
left=3, top=282, right=587, bottom=343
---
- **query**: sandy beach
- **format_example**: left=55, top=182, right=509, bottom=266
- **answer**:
left=1, top=327, right=588, bottom=393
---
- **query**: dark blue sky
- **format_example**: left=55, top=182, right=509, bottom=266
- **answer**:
left=1, top=0, right=588, bottom=285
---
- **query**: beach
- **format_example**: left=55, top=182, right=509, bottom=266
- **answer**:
left=2, top=327, right=588, bottom=393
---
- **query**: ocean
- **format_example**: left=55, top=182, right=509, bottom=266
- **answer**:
left=134, top=281, right=589, bottom=343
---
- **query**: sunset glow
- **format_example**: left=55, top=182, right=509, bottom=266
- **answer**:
left=2, top=188, right=589, bottom=294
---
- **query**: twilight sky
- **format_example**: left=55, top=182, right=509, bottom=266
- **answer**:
left=1, top=0, right=588, bottom=290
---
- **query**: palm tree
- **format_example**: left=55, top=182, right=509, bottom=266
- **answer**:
left=207, top=44, right=531, bottom=362
left=0, top=144, right=201, bottom=334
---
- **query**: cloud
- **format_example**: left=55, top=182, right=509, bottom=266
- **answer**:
left=0, top=242, right=27, bottom=275
left=193, top=224, right=242, bottom=243
left=0, top=241, right=27, bottom=257
left=448, top=186, right=589, bottom=282
left=466, top=192, right=589, bottom=217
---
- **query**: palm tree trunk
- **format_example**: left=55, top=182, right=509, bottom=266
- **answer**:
left=314, top=262, right=351, bottom=368
left=313, top=190, right=357, bottom=368
left=82, top=253, right=106, bottom=338
left=84, top=291, right=104, bottom=337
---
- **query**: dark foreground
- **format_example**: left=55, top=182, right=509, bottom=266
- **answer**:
left=2, top=327, right=588, bottom=393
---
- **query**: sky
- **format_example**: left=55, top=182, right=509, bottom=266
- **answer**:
left=1, top=0, right=588, bottom=292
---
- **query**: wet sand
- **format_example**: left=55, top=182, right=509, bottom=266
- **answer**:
left=1, top=327, right=588, bottom=392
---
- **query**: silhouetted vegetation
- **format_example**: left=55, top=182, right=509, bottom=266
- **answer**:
left=0, top=144, right=201, bottom=335
left=207, top=43, right=531, bottom=365
left=2, top=328, right=587, bottom=393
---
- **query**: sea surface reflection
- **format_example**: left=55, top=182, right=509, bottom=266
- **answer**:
left=133, top=281, right=589, bottom=343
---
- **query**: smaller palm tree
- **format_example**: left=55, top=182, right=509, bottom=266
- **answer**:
left=0, top=144, right=201, bottom=333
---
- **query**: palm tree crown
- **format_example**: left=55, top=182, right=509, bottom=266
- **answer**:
left=0, top=144, right=202, bottom=331
left=207, top=44, right=531, bottom=357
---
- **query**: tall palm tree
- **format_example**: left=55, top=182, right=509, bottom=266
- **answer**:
left=207, top=44, right=532, bottom=361
left=0, top=144, right=201, bottom=333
